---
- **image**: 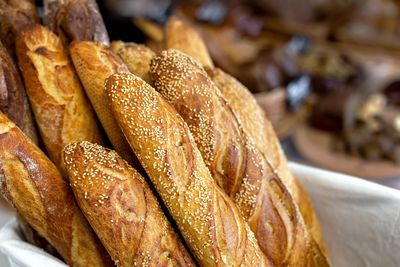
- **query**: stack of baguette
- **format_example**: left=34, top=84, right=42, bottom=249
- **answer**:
left=0, top=1, right=330, bottom=266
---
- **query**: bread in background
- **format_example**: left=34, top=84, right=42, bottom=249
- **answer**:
left=111, top=41, right=155, bottom=84
left=0, top=0, right=40, bottom=57
left=165, top=16, right=214, bottom=68
left=43, top=0, right=110, bottom=46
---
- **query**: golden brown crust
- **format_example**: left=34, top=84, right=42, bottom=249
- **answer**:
left=0, top=42, right=38, bottom=144
left=111, top=41, right=155, bottom=84
left=207, top=67, right=296, bottom=190
left=0, top=112, right=112, bottom=266
left=150, top=50, right=329, bottom=266
left=0, top=0, right=39, bottom=57
left=70, top=41, right=136, bottom=164
left=106, top=72, right=269, bottom=267
left=165, top=16, right=213, bottom=69
left=63, top=141, right=195, bottom=267
left=208, top=67, right=328, bottom=257
left=43, top=0, right=109, bottom=46
left=15, top=24, right=104, bottom=169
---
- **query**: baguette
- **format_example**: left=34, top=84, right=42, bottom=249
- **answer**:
left=64, top=141, right=195, bottom=267
left=0, top=112, right=112, bottom=266
left=209, top=68, right=324, bottom=239
left=0, top=42, right=38, bottom=144
left=0, top=0, right=39, bottom=57
left=16, top=24, right=104, bottom=169
left=1, top=37, right=46, bottom=252
left=43, top=0, right=109, bottom=46
left=162, top=16, right=327, bottom=256
left=70, top=41, right=135, bottom=163
left=165, top=16, right=213, bottom=69
left=111, top=41, right=155, bottom=84
left=106, top=72, right=269, bottom=267
left=150, top=49, right=329, bottom=266
left=207, top=67, right=327, bottom=255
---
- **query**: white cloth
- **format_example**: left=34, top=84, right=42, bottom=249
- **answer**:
left=0, top=163, right=399, bottom=267
left=291, top=163, right=400, bottom=267
left=0, top=219, right=66, bottom=267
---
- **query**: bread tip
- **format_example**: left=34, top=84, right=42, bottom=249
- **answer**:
left=110, top=40, right=123, bottom=50
left=166, top=15, right=186, bottom=31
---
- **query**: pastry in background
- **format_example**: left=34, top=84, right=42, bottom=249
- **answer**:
left=334, top=0, right=400, bottom=51
left=295, top=46, right=400, bottom=178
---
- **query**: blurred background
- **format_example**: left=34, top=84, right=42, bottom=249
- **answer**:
left=37, top=0, right=400, bottom=188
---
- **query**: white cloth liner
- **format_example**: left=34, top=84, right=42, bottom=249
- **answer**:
left=0, top=162, right=399, bottom=267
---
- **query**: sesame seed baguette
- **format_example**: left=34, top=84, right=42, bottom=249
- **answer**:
left=0, top=42, right=38, bottom=144
left=207, top=68, right=328, bottom=256
left=0, top=112, right=112, bottom=267
left=43, top=0, right=110, bottom=46
left=111, top=41, right=155, bottom=84
left=106, top=73, right=269, bottom=267
left=63, top=141, right=195, bottom=267
left=150, top=49, right=329, bottom=266
left=165, top=16, right=213, bottom=69
left=16, top=24, right=104, bottom=170
left=69, top=41, right=135, bottom=163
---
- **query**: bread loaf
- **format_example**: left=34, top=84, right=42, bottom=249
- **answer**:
left=106, top=72, right=270, bottom=267
left=16, top=24, right=104, bottom=169
left=207, top=67, right=327, bottom=256
left=0, top=0, right=39, bottom=57
left=64, top=141, right=195, bottom=267
left=43, top=0, right=109, bottom=45
left=165, top=16, right=213, bottom=69
left=70, top=41, right=135, bottom=164
left=111, top=41, right=155, bottom=84
left=0, top=112, right=112, bottom=266
left=150, top=49, right=329, bottom=266
left=161, top=16, right=328, bottom=257
left=0, top=37, right=46, bottom=253
left=0, top=42, right=38, bottom=144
